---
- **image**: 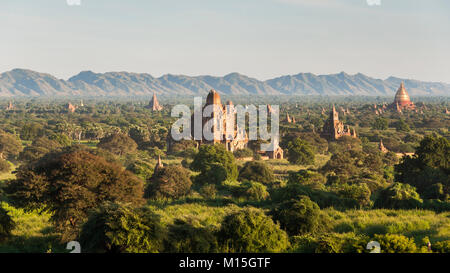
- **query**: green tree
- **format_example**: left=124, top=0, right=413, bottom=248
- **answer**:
left=191, top=144, right=238, bottom=184
left=395, top=135, right=449, bottom=196
left=288, top=170, right=326, bottom=190
left=5, top=149, right=145, bottom=241
left=199, top=184, right=217, bottom=199
left=432, top=240, right=450, bottom=253
left=287, top=138, right=315, bottom=165
left=128, top=126, right=150, bottom=147
left=145, top=165, right=192, bottom=199
left=374, top=183, right=423, bottom=209
left=271, top=196, right=327, bottom=235
left=0, top=159, right=11, bottom=174
left=218, top=207, right=290, bottom=253
left=393, top=119, right=410, bottom=132
left=0, top=131, right=23, bottom=161
left=321, top=150, right=363, bottom=180
left=374, top=234, right=418, bottom=253
left=49, top=133, right=72, bottom=146
left=97, top=133, right=138, bottom=156
left=0, top=206, right=14, bottom=242
left=18, top=137, right=63, bottom=163
left=20, top=123, right=44, bottom=141
left=238, top=161, right=274, bottom=185
left=233, top=148, right=254, bottom=159
left=239, top=181, right=270, bottom=201
left=334, top=183, right=372, bottom=208
left=164, top=219, right=218, bottom=253
left=372, top=117, right=388, bottom=130
left=79, top=202, right=164, bottom=253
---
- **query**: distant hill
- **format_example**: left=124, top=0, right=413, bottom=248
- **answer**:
left=0, top=69, right=449, bottom=97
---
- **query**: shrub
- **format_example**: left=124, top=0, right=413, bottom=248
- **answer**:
left=18, top=137, right=63, bottom=163
left=0, top=159, right=11, bottom=174
left=317, top=233, right=369, bottom=253
left=291, top=233, right=369, bottom=253
left=233, top=148, right=254, bottom=159
left=432, top=240, right=450, bottom=253
left=0, top=206, right=15, bottom=241
left=333, top=183, right=372, bottom=209
left=271, top=183, right=343, bottom=209
left=168, top=140, right=198, bottom=156
left=49, top=133, right=72, bottom=146
left=164, top=219, right=218, bottom=253
left=199, top=184, right=217, bottom=199
left=218, top=207, right=289, bottom=253
left=240, top=181, right=270, bottom=201
left=97, top=133, right=138, bottom=156
left=0, top=131, right=23, bottom=161
left=145, top=165, right=192, bottom=199
left=195, top=163, right=228, bottom=185
left=288, top=170, right=326, bottom=190
left=290, top=234, right=319, bottom=253
left=373, top=234, right=418, bottom=253
left=374, top=183, right=423, bottom=209
left=79, top=202, right=165, bottom=253
left=423, top=183, right=447, bottom=201
left=287, top=138, right=315, bottom=165
left=372, top=117, right=388, bottom=130
left=393, top=119, right=410, bottom=132
left=271, top=196, right=328, bottom=235
left=238, top=161, right=274, bottom=185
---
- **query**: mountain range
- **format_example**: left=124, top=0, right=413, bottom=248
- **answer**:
left=0, top=69, right=449, bottom=97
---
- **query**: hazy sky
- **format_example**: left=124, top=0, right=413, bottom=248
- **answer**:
left=1, top=0, right=450, bottom=83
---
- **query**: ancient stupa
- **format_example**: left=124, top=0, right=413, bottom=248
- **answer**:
left=392, top=82, right=415, bottom=111
left=147, top=93, right=163, bottom=111
left=379, top=139, right=388, bottom=153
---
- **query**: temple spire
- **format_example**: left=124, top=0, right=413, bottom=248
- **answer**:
left=147, top=93, right=163, bottom=111
left=154, top=155, right=164, bottom=172
left=379, top=139, right=388, bottom=153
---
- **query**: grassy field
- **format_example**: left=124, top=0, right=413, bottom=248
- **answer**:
left=327, top=209, right=450, bottom=244
left=0, top=202, right=64, bottom=253
left=266, top=154, right=331, bottom=179
left=0, top=161, right=17, bottom=181
left=1, top=196, right=449, bottom=253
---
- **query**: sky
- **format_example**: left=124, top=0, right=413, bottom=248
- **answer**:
left=1, top=0, right=450, bottom=83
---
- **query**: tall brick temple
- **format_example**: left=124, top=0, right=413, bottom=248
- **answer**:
left=320, top=105, right=357, bottom=141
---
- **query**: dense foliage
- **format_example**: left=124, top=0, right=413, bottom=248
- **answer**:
left=164, top=219, right=218, bottom=253
left=395, top=135, right=449, bottom=199
left=145, top=165, right=192, bottom=199
left=238, top=161, right=274, bottom=185
left=0, top=206, right=14, bottom=241
left=79, top=202, right=164, bottom=253
left=271, top=196, right=328, bottom=235
left=287, top=138, right=315, bottom=165
left=5, top=148, right=144, bottom=241
left=191, top=144, right=238, bottom=184
left=218, top=207, right=290, bottom=253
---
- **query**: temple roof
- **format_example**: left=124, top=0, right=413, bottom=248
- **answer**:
left=394, top=82, right=411, bottom=103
